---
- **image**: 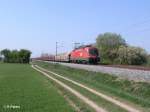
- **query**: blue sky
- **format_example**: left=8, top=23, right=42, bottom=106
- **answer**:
left=0, top=0, right=150, bottom=57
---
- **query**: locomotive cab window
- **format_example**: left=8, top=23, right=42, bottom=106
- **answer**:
left=89, top=49, right=99, bottom=56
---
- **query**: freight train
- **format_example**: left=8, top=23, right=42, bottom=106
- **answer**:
left=35, top=45, right=100, bottom=64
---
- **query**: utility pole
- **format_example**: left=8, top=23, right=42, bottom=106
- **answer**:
left=55, top=42, right=58, bottom=61
left=55, top=42, right=64, bottom=61
left=56, top=42, right=58, bottom=57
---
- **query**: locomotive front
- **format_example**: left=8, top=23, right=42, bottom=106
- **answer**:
left=88, top=47, right=100, bottom=64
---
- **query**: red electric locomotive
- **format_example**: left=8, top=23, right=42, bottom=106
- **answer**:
left=69, top=45, right=100, bottom=64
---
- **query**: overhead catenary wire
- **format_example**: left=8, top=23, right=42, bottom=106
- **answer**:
left=119, top=15, right=150, bottom=35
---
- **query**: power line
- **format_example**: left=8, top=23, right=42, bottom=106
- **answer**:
left=122, top=26, right=150, bottom=35
left=73, top=42, right=81, bottom=49
left=130, top=18, right=150, bottom=27
left=120, top=15, right=150, bottom=34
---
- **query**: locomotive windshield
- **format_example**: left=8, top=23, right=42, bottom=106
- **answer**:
left=89, top=49, right=99, bottom=56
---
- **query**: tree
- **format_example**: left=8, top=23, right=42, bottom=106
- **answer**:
left=96, top=32, right=126, bottom=64
left=9, top=50, right=19, bottom=63
left=19, top=49, right=31, bottom=63
left=1, top=49, right=11, bottom=62
left=0, top=53, right=2, bottom=61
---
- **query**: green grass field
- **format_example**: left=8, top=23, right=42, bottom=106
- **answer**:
left=34, top=61, right=150, bottom=112
left=45, top=70, right=127, bottom=112
left=0, top=63, right=74, bottom=112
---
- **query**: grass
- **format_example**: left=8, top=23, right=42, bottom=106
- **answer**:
left=33, top=61, right=150, bottom=111
left=0, top=63, right=74, bottom=112
left=51, top=80, right=95, bottom=112
left=44, top=70, right=127, bottom=112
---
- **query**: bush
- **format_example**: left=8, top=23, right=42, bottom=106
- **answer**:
left=148, top=55, right=150, bottom=66
left=117, top=46, right=148, bottom=65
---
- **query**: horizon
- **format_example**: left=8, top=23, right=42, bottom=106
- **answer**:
left=0, top=0, right=150, bottom=57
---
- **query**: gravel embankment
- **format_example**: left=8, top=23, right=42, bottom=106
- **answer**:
left=47, top=61, right=150, bottom=83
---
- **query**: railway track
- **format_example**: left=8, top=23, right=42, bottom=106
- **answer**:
left=39, top=61, right=150, bottom=83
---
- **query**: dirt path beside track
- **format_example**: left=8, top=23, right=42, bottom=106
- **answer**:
left=34, top=64, right=141, bottom=112
left=32, top=65, right=106, bottom=112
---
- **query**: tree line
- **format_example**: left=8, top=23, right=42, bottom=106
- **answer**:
left=0, top=49, right=31, bottom=63
left=96, top=32, right=150, bottom=65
